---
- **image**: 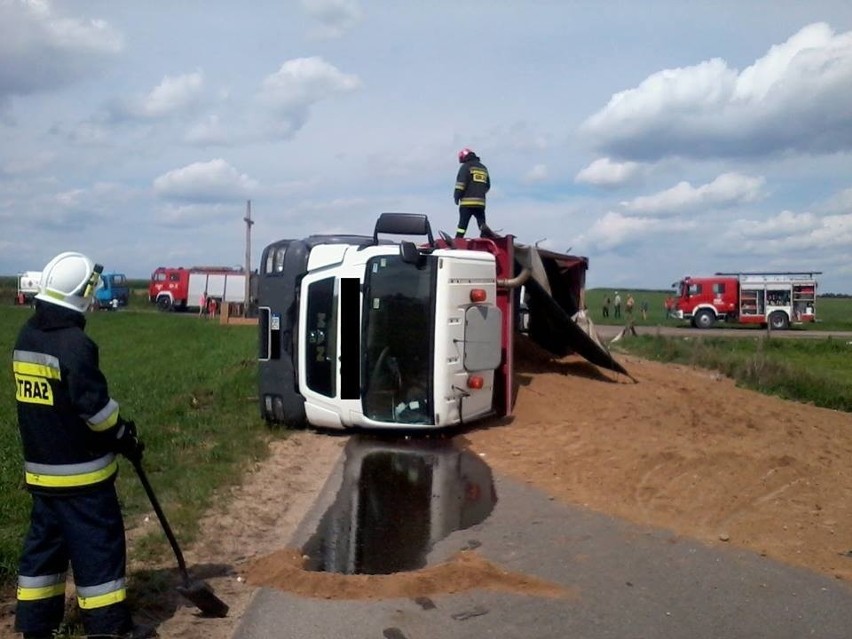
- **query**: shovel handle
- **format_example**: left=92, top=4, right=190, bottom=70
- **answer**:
left=130, top=457, right=191, bottom=586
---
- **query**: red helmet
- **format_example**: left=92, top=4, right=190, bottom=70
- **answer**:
left=458, top=147, right=474, bottom=163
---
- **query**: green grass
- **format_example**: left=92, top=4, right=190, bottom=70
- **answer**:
left=584, top=288, right=852, bottom=332
left=613, top=333, right=852, bottom=412
left=0, top=305, right=282, bottom=584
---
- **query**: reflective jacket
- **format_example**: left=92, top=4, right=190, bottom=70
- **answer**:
left=454, top=156, right=490, bottom=208
left=13, top=302, right=122, bottom=495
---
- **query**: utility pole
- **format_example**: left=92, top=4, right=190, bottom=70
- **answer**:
left=243, top=199, right=254, bottom=311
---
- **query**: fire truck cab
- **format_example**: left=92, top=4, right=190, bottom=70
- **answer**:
left=674, top=271, right=819, bottom=330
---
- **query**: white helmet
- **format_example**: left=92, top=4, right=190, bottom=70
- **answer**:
left=35, top=252, right=103, bottom=313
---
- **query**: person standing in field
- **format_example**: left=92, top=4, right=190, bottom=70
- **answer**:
left=12, top=251, right=151, bottom=639
left=626, top=294, right=635, bottom=319
left=453, top=148, right=494, bottom=238
left=199, top=290, right=208, bottom=317
left=602, top=295, right=611, bottom=318
left=640, top=299, right=649, bottom=320
left=613, top=292, right=622, bottom=319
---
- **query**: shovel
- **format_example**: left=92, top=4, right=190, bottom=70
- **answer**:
left=129, top=456, right=229, bottom=617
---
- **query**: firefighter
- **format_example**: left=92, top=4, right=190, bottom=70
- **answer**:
left=12, top=252, right=152, bottom=639
left=453, top=147, right=493, bottom=238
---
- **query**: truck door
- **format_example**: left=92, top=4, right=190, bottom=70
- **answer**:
left=298, top=272, right=342, bottom=427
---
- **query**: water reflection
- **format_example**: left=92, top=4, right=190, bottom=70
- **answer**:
left=302, top=435, right=497, bottom=575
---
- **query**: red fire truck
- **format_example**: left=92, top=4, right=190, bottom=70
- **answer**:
left=673, top=271, right=820, bottom=330
left=149, top=266, right=248, bottom=312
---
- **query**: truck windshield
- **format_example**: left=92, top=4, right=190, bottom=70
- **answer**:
left=362, top=255, right=435, bottom=424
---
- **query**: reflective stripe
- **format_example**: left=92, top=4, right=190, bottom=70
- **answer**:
left=12, top=351, right=62, bottom=380
left=87, top=398, right=120, bottom=432
left=25, top=454, right=117, bottom=488
left=459, top=198, right=486, bottom=206
left=455, top=182, right=464, bottom=189
left=77, top=579, right=126, bottom=609
left=17, top=573, right=66, bottom=601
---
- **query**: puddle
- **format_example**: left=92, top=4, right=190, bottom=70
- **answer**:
left=302, top=435, right=497, bottom=575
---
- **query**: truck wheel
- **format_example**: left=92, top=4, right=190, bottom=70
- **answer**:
left=694, top=309, right=715, bottom=329
left=156, top=296, right=173, bottom=312
left=768, top=311, right=789, bottom=330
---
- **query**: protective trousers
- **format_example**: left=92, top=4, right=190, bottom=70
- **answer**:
left=456, top=205, right=487, bottom=238
left=15, top=485, right=132, bottom=638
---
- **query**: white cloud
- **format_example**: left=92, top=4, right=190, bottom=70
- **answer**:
left=621, top=173, right=765, bottom=216
left=581, top=22, right=852, bottom=160
left=185, top=114, right=228, bottom=145
left=0, top=0, right=122, bottom=102
left=111, top=71, right=205, bottom=120
left=523, top=164, right=549, bottom=184
left=729, top=210, right=821, bottom=239
left=575, top=157, right=642, bottom=187
left=577, top=211, right=661, bottom=251
left=726, top=209, right=852, bottom=255
left=301, top=0, right=363, bottom=39
left=139, top=71, right=204, bottom=118
left=257, top=57, right=361, bottom=137
left=153, top=159, right=258, bottom=202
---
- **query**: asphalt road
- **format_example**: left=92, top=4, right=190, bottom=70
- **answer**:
left=235, top=460, right=852, bottom=639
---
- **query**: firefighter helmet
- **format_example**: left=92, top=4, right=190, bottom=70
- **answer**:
left=35, top=252, right=103, bottom=313
left=458, top=147, right=474, bottom=163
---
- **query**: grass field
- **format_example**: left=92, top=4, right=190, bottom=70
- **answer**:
left=0, top=305, right=279, bottom=584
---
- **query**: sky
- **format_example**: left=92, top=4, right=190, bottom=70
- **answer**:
left=1, top=1, right=852, bottom=294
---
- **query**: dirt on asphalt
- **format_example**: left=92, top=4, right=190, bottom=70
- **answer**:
left=3, top=336, right=852, bottom=638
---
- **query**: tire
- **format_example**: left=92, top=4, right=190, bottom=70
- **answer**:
left=156, top=295, right=173, bottom=312
left=768, top=311, right=789, bottom=330
left=694, top=309, right=715, bottom=329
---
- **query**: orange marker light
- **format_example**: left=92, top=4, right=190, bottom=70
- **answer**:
left=470, top=288, right=487, bottom=303
left=467, top=375, right=484, bottom=389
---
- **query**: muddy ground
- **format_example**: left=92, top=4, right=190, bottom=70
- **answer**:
left=2, top=337, right=851, bottom=638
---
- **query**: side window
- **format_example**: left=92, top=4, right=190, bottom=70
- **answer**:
left=713, top=282, right=726, bottom=295
left=689, top=283, right=702, bottom=295
left=169, top=273, right=180, bottom=282
left=305, top=277, right=336, bottom=397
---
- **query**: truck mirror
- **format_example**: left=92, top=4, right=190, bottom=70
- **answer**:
left=399, top=241, right=426, bottom=268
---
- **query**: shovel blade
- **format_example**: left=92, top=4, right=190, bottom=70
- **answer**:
left=177, top=580, right=229, bottom=618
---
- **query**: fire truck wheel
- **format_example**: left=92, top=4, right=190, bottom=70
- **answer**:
left=156, top=295, right=173, bottom=312
left=768, top=311, right=789, bottom=330
left=694, top=309, right=715, bottom=329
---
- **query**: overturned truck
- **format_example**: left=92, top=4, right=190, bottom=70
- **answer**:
left=257, top=213, right=627, bottom=430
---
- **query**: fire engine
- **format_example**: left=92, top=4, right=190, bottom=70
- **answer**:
left=257, top=212, right=627, bottom=430
left=149, top=266, right=248, bottom=312
left=673, top=271, right=820, bottom=330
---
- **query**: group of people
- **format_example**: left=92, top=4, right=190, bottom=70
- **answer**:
left=602, top=292, right=650, bottom=321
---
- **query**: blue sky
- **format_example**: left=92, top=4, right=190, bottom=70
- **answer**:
left=2, top=0, right=851, bottom=293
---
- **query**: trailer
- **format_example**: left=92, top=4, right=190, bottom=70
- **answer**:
left=673, top=271, right=820, bottom=329
left=257, top=213, right=627, bottom=430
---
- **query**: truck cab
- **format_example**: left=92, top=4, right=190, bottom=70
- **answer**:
left=94, top=272, right=130, bottom=310
left=259, top=214, right=507, bottom=430
left=258, top=213, right=627, bottom=431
